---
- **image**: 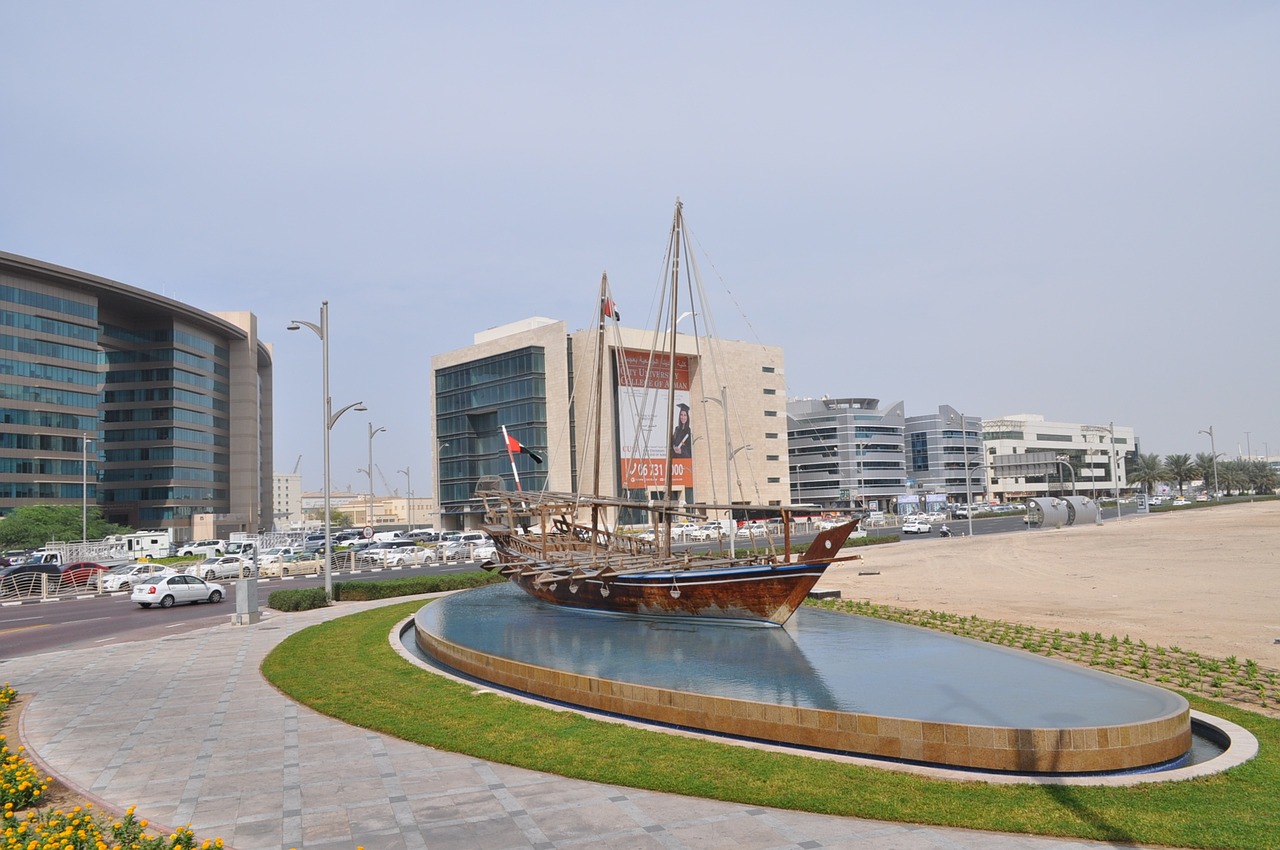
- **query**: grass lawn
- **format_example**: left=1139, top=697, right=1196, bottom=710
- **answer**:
left=262, top=599, right=1279, bottom=850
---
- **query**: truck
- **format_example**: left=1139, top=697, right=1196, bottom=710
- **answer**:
left=102, top=530, right=175, bottom=560
left=224, top=539, right=256, bottom=558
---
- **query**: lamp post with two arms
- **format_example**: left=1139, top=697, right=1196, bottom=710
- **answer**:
left=288, top=301, right=367, bottom=600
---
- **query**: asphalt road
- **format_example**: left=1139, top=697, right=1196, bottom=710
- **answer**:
left=3, top=506, right=1155, bottom=661
left=0, top=561, right=481, bottom=660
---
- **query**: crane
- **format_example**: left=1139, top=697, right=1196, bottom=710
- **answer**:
left=375, top=464, right=397, bottom=497
left=292, top=454, right=302, bottom=474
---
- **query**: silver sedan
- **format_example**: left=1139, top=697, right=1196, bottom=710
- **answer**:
left=131, top=574, right=226, bottom=608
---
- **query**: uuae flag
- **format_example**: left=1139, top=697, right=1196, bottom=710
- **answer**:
left=504, top=431, right=543, bottom=464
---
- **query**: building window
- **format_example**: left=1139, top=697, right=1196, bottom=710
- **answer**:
left=761, top=366, right=775, bottom=373
left=765, top=432, right=778, bottom=439
left=766, top=454, right=779, bottom=462
left=764, top=410, right=777, bottom=417
left=767, top=477, right=780, bottom=484
left=763, top=387, right=776, bottom=395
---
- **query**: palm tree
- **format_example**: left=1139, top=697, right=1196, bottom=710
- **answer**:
left=1244, top=460, right=1278, bottom=495
left=1163, top=454, right=1193, bottom=495
left=1192, top=452, right=1219, bottom=495
left=1129, top=453, right=1167, bottom=496
left=1218, top=460, right=1248, bottom=496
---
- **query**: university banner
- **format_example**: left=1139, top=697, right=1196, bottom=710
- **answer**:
left=616, top=347, right=693, bottom=490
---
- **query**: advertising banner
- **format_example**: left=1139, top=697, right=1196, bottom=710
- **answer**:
left=617, top=348, right=693, bottom=490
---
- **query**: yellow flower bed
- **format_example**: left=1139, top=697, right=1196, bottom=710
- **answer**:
left=2, top=684, right=225, bottom=850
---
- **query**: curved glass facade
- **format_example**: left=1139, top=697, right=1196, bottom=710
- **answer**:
left=0, top=251, right=272, bottom=536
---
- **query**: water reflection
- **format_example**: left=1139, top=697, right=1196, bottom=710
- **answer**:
left=420, top=583, right=1186, bottom=728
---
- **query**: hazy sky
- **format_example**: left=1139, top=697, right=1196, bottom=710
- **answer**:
left=3, top=2, right=1277, bottom=495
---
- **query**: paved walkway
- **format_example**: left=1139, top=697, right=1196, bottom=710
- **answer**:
left=4, top=597, right=1175, bottom=850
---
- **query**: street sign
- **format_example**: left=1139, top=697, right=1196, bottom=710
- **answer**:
left=362, top=525, right=374, bottom=539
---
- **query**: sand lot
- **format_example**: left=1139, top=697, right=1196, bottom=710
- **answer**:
left=813, top=500, right=1280, bottom=671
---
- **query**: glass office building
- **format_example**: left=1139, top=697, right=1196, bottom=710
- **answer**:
left=0, top=251, right=273, bottom=537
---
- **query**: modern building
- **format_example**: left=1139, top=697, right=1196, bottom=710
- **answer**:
left=902, top=405, right=987, bottom=509
left=273, top=471, right=303, bottom=530
left=0, top=251, right=273, bottom=539
left=431, top=316, right=790, bottom=529
left=787, top=396, right=907, bottom=513
left=983, top=414, right=1134, bottom=502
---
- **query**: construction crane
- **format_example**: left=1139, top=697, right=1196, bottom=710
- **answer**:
left=292, top=454, right=302, bottom=474
left=376, top=464, right=397, bottom=497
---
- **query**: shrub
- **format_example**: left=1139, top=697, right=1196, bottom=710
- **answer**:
left=333, top=570, right=504, bottom=601
left=266, top=587, right=330, bottom=611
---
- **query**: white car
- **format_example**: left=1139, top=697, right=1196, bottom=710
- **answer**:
left=687, top=524, right=725, bottom=541
left=1171, top=498, right=1190, bottom=506
left=185, top=555, right=246, bottom=581
left=902, top=519, right=933, bottom=534
left=98, top=562, right=176, bottom=591
left=131, top=574, right=225, bottom=608
left=176, top=539, right=226, bottom=558
left=736, top=521, right=767, bottom=537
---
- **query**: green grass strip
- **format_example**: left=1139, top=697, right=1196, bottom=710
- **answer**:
left=263, top=599, right=1280, bottom=850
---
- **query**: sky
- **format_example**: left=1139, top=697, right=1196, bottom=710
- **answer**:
left=3, top=2, right=1277, bottom=496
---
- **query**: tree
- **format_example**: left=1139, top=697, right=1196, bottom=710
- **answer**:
left=1129, top=453, right=1167, bottom=496
left=1192, top=452, right=1219, bottom=493
left=304, top=507, right=353, bottom=528
left=1243, top=460, right=1277, bottom=495
left=0, top=505, right=131, bottom=551
left=1163, top=454, right=1194, bottom=495
left=1218, top=461, right=1248, bottom=496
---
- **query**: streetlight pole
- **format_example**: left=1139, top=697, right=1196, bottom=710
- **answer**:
left=368, top=423, right=386, bottom=529
left=948, top=412, right=976, bottom=538
left=728, top=444, right=752, bottom=558
left=82, top=433, right=93, bottom=541
left=289, top=302, right=366, bottom=600
left=1199, top=427, right=1220, bottom=498
left=399, top=467, right=412, bottom=528
left=436, top=441, right=450, bottom=532
left=1055, top=455, right=1076, bottom=496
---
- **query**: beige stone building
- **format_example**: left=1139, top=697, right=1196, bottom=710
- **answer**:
left=431, top=317, right=790, bottom=529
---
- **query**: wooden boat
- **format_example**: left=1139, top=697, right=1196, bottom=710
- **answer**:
left=479, top=201, right=861, bottom=625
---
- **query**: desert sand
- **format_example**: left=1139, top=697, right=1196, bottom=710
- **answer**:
left=813, top=500, right=1280, bottom=670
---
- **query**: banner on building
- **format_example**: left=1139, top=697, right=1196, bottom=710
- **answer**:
left=616, top=348, right=693, bottom=490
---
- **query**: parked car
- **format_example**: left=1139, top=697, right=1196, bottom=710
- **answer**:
left=176, top=539, right=226, bottom=558
left=131, top=574, right=225, bottom=608
left=357, top=542, right=426, bottom=567
left=58, top=561, right=112, bottom=588
left=185, top=555, right=247, bottom=581
left=1171, top=498, right=1190, bottom=506
left=355, top=540, right=421, bottom=564
left=736, top=521, right=768, bottom=537
left=902, top=519, right=933, bottom=534
left=97, top=562, right=176, bottom=591
left=688, top=523, right=725, bottom=541
left=0, top=562, right=61, bottom=597
left=257, top=546, right=299, bottom=572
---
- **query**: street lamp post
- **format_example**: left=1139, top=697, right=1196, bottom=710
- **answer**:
left=1199, top=427, right=1220, bottom=498
left=437, top=441, right=450, bottom=532
left=289, top=301, right=366, bottom=600
left=367, top=423, right=386, bottom=528
left=728, top=444, right=753, bottom=558
left=1055, top=455, right=1076, bottom=496
left=949, top=412, right=977, bottom=538
left=398, top=467, right=412, bottom=528
left=82, top=433, right=93, bottom=541
left=701, top=386, right=741, bottom=555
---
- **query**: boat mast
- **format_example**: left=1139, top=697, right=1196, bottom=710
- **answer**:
left=661, top=201, right=683, bottom=558
left=590, top=273, right=609, bottom=552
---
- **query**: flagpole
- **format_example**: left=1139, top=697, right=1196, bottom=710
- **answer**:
left=501, top=424, right=523, bottom=491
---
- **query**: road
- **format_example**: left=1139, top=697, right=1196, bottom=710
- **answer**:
left=3, top=507, right=1155, bottom=660
left=0, top=561, right=481, bottom=660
